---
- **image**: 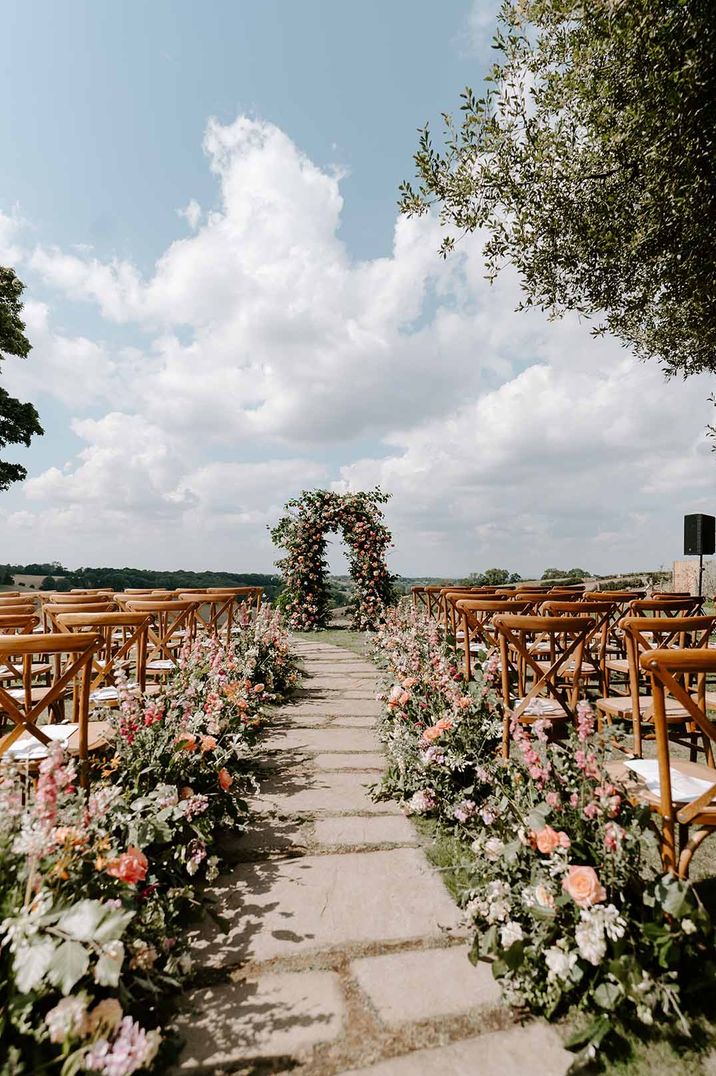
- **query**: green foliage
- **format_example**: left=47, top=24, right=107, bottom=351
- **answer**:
left=400, top=0, right=716, bottom=377
left=1, top=562, right=282, bottom=598
left=542, top=567, right=589, bottom=581
left=0, top=267, right=43, bottom=491
left=463, top=568, right=521, bottom=586
left=270, top=487, right=395, bottom=631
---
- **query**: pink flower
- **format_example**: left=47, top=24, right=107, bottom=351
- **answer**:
left=562, top=866, right=606, bottom=908
left=534, top=826, right=570, bottom=854
left=106, top=846, right=148, bottom=886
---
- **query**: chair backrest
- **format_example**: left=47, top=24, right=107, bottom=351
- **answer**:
left=0, top=598, right=37, bottom=615
left=629, top=597, right=702, bottom=617
left=640, top=647, right=716, bottom=873
left=69, top=589, right=114, bottom=595
left=0, top=604, right=38, bottom=618
left=492, top=613, right=596, bottom=750
left=176, top=591, right=248, bottom=641
left=0, top=632, right=102, bottom=785
left=583, top=590, right=645, bottom=603
left=620, top=614, right=715, bottom=752
left=439, top=588, right=482, bottom=632
left=56, top=611, right=151, bottom=695
left=455, top=599, right=530, bottom=680
left=125, top=599, right=197, bottom=667
left=0, top=612, right=40, bottom=635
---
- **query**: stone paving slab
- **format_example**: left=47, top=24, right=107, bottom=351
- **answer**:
left=343, top=1024, right=572, bottom=1076
left=314, top=752, right=386, bottom=770
left=286, top=698, right=381, bottom=717
left=256, top=769, right=394, bottom=815
left=190, top=849, right=462, bottom=966
left=313, top=815, right=418, bottom=848
left=175, top=971, right=345, bottom=1071
left=351, top=947, right=501, bottom=1025
left=263, top=728, right=381, bottom=754
left=297, top=687, right=378, bottom=700
left=303, top=677, right=377, bottom=689
left=331, top=713, right=381, bottom=728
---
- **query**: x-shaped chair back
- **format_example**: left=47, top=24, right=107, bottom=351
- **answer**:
left=620, top=615, right=715, bottom=755
left=125, top=599, right=197, bottom=672
left=493, top=613, right=596, bottom=757
left=0, top=632, right=102, bottom=786
left=177, top=591, right=241, bottom=642
left=638, top=648, right=716, bottom=876
left=543, top=599, right=617, bottom=691
left=455, top=598, right=529, bottom=680
left=439, top=588, right=482, bottom=633
left=56, top=612, right=151, bottom=696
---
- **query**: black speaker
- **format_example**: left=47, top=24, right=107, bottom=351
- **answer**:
left=684, top=514, right=716, bottom=556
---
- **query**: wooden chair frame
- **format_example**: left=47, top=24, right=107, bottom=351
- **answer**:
left=0, top=633, right=103, bottom=787
left=493, top=613, right=596, bottom=758
left=633, top=648, right=716, bottom=876
left=56, top=612, right=151, bottom=697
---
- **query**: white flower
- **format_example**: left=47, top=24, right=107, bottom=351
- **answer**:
left=500, top=921, right=524, bottom=948
left=574, top=904, right=625, bottom=967
left=682, top=918, right=697, bottom=935
left=545, top=946, right=579, bottom=982
left=484, top=837, right=505, bottom=862
left=45, top=995, right=88, bottom=1043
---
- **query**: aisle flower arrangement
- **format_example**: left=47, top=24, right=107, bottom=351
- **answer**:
left=270, top=488, right=395, bottom=631
left=0, top=606, right=297, bottom=1075
left=371, top=602, right=501, bottom=821
left=371, top=601, right=716, bottom=1059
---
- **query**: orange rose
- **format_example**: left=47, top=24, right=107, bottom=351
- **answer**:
left=218, top=767, right=233, bottom=791
left=106, top=846, right=148, bottom=886
left=562, top=865, right=606, bottom=908
left=534, top=826, right=570, bottom=854
left=200, top=735, right=217, bottom=753
left=422, top=717, right=454, bottom=743
left=535, top=826, right=561, bottom=854
left=176, top=732, right=197, bottom=752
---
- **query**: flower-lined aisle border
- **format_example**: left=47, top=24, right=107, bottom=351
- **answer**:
left=371, top=603, right=716, bottom=1063
left=0, top=606, right=299, bottom=1075
left=270, top=487, right=395, bottom=631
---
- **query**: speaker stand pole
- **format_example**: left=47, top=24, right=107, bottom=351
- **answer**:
left=698, top=552, right=704, bottom=600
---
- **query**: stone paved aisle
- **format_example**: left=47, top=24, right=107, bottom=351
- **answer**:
left=175, top=639, right=571, bottom=1075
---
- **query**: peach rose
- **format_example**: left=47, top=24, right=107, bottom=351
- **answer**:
left=106, top=846, right=148, bottom=886
left=535, top=826, right=571, bottom=854
left=218, top=767, right=233, bottom=791
left=562, top=865, right=606, bottom=908
left=422, top=717, right=454, bottom=743
left=200, top=735, right=217, bottom=754
left=176, top=732, right=197, bottom=752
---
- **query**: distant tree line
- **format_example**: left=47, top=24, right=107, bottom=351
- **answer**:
left=1, top=563, right=283, bottom=599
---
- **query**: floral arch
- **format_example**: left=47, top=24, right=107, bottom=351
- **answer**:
left=270, top=488, right=395, bottom=631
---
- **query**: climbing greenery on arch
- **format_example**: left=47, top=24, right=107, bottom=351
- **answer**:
left=270, top=488, right=395, bottom=632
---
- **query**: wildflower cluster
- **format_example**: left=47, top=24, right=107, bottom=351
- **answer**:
left=371, top=602, right=501, bottom=820
left=270, top=488, right=395, bottom=631
left=0, top=606, right=296, bottom=1075
left=371, top=604, right=716, bottom=1059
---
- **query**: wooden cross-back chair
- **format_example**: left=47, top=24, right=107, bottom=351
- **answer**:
left=0, top=612, right=51, bottom=689
left=629, top=596, right=703, bottom=618
left=176, top=591, right=242, bottom=644
left=596, top=614, right=715, bottom=758
left=0, top=633, right=108, bottom=788
left=493, top=613, right=596, bottom=758
left=439, top=588, right=482, bottom=634
left=56, top=611, right=151, bottom=704
left=125, top=599, right=197, bottom=679
left=608, top=648, right=716, bottom=878
left=541, top=599, right=618, bottom=694
left=455, top=598, right=528, bottom=680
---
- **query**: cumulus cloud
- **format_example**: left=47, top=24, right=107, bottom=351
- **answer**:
left=2, top=114, right=713, bottom=573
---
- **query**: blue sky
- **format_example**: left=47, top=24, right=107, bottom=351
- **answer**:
left=0, top=0, right=713, bottom=576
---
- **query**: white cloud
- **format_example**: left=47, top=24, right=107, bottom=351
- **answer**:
left=2, top=114, right=714, bottom=574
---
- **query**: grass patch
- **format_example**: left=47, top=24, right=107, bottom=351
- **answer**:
left=307, top=627, right=374, bottom=658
